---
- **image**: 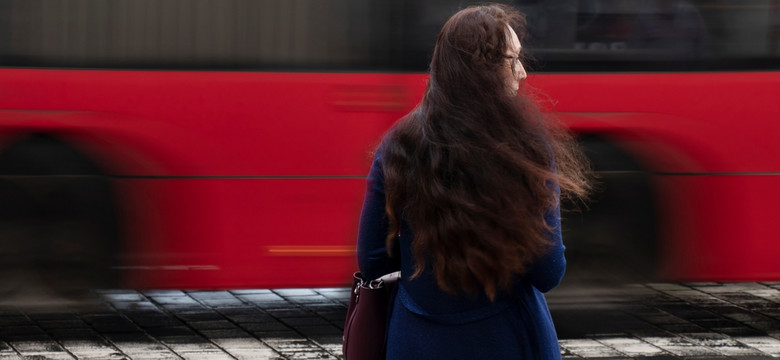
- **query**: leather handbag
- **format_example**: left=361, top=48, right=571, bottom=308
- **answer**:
left=343, top=271, right=400, bottom=360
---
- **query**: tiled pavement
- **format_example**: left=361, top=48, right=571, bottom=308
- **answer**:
left=553, top=282, right=780, bottom=359
left=0, top=282, right=778, bottom=359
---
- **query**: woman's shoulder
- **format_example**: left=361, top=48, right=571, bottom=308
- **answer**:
left=374, top=118, right=406, bottom=158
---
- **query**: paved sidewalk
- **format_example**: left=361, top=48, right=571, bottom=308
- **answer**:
left=552, top=282, right=780, bottom=359
left=0, top=282, right=777, bottom=359
left=1, top=287, right=351, bottom=360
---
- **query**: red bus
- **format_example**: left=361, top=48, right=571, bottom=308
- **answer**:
left=0, top=1, right=778, bottom=295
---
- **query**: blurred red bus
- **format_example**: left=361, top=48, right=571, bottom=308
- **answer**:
left=0, top=1, right=778, bottom=293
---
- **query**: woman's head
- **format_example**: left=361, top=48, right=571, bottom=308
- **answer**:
left=382, top=4, right=592, bottom=301
left=429, top=4, right=528, bottom=99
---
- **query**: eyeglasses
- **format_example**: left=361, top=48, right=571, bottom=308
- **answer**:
left=504, top=55, right=523, bottom=77
left=504, top=55, right=521, bottom=67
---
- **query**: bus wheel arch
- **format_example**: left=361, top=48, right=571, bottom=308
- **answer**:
left=0, top=131, right=121, bottom=300
left=562, top=133, right=660, bottom=284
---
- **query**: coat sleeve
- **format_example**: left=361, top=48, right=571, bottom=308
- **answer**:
left=526, top=183, right=566, bottom=293
left=356, top=149, right=400, bottom=280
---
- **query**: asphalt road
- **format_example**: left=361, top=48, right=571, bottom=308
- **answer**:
left=0, top=281, right=779, bottom=359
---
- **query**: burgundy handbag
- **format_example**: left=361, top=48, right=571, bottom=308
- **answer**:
left=343, top=271, right=400, bottom=360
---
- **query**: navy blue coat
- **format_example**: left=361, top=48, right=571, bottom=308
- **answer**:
left=357, top=148, right=565, bottom=360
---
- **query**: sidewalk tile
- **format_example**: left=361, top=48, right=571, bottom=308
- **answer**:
left=262, top=338, right=333, bottom=358
left=102, top=292, right=146, bottom=302
left=240, top=322, right=292, bottom=333
left=176, top=350, right=235, bottom=360
left=187, top=320, right=237, bottom=331
left=12, top=352, right=74, bottom=359
left=109, top=343, right=174, bottom=357
left=265, top=308, right=311, bottom=318
left=174, top=311, right=224, bottom=322
left=226, top=347, right=286, bottom=360
left=296, top=324, right=342, bottom=337
left=187, top=295, right=245, bottom=308
left=186, top=291, right=235, bottom=299
left=596, top=338, right=668, bottom=356
left=279, top=316, right=331, bottom=327
left=9, top=340, right=63, bottom=352
left=142, top=290, right=187, bottom=297
left=745, top=289, right=780, bottom=302
left=229, top=289, right=273, bottom=295
left=112, top=301, right=161, bottom=312
left=641, top=336, right=720, bottom=356
left=682, top=335, right=764, bottom=357
left=209, top=336, right=267, bottom=350
left=735, top=336, right=780, bottom=356
left=163, top=341, right=223, bottom=353
left=286, top=295, right=332, bottom=304
left=559, top=339, right=625, bottom=358
left=215, top=307, right=272, bottom=323
left=273, top=289, right=318, bottom=297
left=149, top=296, right=200, bottom=306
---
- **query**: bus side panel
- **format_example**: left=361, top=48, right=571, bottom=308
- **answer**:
left=118, top=178, right=366, bottom=289
left=535, top=72, right=780, bottom=173
left=0, top=69, right=424, bottom=176
left=656, top=175, right=780, bottom=281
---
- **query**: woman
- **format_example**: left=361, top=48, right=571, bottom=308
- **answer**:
left=357, top=4, right=591, bottom=359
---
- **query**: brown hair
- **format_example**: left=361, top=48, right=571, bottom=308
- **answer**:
left=381, top=4, right=591, bottom=300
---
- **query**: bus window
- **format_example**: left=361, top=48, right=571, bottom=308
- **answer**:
left=0, top=0, right=406, bottom=71
left=0, top=0, right=777, bottom=72
left=509, top=0, right=780, bottom=71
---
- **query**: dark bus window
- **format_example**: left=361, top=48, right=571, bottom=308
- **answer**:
left=0, top=0, right=778, bottom=72
left=0, top=0, right=407, bottom=71
left=510, top=0, right=780, bottom=71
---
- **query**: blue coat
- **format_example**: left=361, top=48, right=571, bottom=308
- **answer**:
left=357, top=148, right=565, bottom=360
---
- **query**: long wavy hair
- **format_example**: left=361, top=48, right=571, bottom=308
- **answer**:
left=381, top=4, right=591, bottom=300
